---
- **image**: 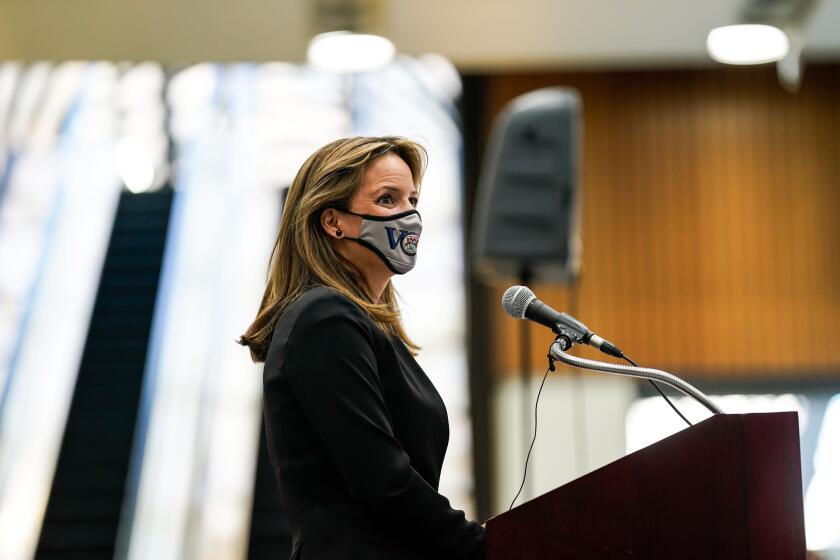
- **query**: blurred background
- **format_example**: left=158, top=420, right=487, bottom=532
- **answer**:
left=0, top=0, right=838, bottom=558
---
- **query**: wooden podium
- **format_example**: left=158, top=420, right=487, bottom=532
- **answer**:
left=486, top=412, right=806, bottom=559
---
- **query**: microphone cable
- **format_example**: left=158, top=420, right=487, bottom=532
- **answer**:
left=621, top=354, right=692, bottom=427
left=508, top=360, right=552, bottom=511
left=509, top=348, right=693, bottom=511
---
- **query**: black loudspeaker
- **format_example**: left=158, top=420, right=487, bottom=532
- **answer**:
left=472, top=87, right=582, bottom=283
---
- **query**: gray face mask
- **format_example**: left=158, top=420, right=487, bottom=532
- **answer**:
left=341, top=208, right=422, bottom=274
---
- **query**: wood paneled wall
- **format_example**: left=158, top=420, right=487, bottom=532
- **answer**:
left=476, top=64, right=840, bottom=377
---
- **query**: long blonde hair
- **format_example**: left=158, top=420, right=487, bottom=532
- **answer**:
left=238, top=136, right=427, bottom=363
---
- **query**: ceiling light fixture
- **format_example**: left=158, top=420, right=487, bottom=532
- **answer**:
left=307, top=0, right=395, bottom=73
left=307, top=31, right=395, bottom=73
left=706, top=23, right=789, bottom=65
left=706, top=0, right=822, bottom=91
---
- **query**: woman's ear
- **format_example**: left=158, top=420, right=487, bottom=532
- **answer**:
left=320, top=208, right=344, bottom=239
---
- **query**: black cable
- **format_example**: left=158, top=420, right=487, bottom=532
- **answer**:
left=508, top=363, right=552, bottom=511
left=621, top=354, right=692, bottom=427
left=508, top=333, right=692, bottom=511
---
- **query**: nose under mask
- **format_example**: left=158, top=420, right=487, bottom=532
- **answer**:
left=340, top=208, right=422, bottom=274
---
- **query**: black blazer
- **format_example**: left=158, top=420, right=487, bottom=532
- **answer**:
left=262, top=285, right=486, bottom=559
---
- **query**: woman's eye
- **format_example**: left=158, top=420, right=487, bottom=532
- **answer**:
left=377, top=193, right=417, bottom=207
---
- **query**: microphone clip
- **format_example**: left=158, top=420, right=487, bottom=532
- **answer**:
left=552, top=323, right=587, bottom=352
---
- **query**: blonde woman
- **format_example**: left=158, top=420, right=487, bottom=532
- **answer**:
left=239, top=137, right=486, bottom=559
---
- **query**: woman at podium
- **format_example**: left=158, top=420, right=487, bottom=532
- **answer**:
left=239, top=136, right=486, bottom=559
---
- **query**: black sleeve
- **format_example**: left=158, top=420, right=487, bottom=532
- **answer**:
left=281, top=295, right=485, bottom=559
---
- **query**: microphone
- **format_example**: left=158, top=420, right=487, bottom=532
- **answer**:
left=502, top=285, right=623, bottom=358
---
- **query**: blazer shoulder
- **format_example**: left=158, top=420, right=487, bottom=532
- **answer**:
left=264, top=286, right=372, bottom=378
left=264, top=286, right=367, bottom=375
left=272, top=286, right=370, bottom=345
left=286, top=286, right=367, bottom=325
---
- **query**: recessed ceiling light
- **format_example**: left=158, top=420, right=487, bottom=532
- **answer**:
left=707, top=24, right=789, bottom=65
left=307, top=31, right=396, bottom=73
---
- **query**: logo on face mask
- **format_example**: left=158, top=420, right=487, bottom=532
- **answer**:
left=385, top=227, right=420, bottom=256
left=402, top=232, right=419, bottom=255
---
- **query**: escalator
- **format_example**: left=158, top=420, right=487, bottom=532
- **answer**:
left=34, top=187, right=173, bottom=560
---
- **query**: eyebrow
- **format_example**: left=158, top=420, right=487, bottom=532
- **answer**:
left=379, top=185, right=419, bottom=197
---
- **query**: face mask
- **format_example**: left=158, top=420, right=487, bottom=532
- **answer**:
left=340, top=208, right=422, bottom=274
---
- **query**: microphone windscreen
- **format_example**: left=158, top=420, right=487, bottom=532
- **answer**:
left=502, top=285, right=536, bottom=319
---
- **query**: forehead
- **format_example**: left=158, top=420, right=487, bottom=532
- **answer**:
left=360, top=153, right=418, bottom=194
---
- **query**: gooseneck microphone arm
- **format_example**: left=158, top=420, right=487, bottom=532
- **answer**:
left=549, top=342, right=724, bottom=416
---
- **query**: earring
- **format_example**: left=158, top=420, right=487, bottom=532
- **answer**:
left=335, top=229, right=343, bottom=238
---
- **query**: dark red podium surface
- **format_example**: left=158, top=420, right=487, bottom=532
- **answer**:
left=486, top=412, right=805, bottom=559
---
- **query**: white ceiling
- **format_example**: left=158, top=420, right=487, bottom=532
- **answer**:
left=0, top=0, right=838, bottom=70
